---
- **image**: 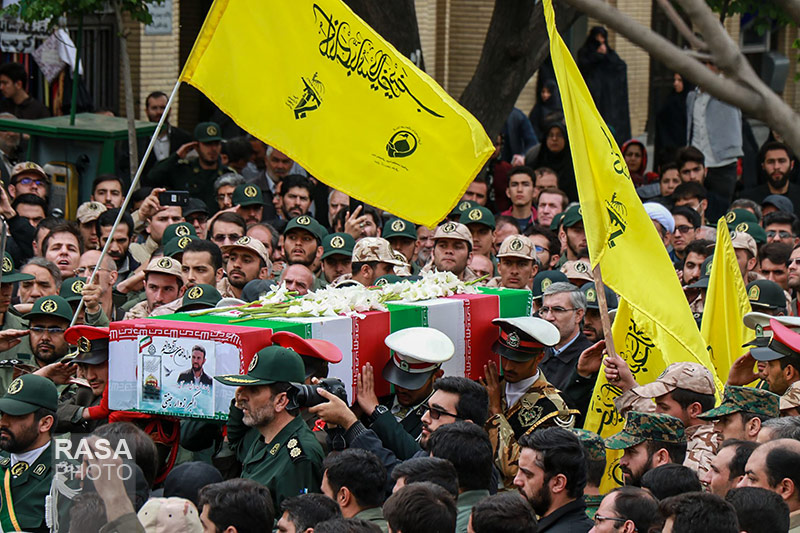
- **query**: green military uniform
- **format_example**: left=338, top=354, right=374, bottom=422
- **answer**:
left=319, top=232, right=355, bottom=288
left=383, top=219, right=421, bottom=276
left=698, top=385, right=780, bottom=422
left=354, top=506, right=389, bottom=533
left=146, top=122, right=230, bottom=212
left=217, top=345, right=324, bottom=510
left=455, top=489, right=490, bottom=533
left=0, top=253, right=33, bottom=365
left=571, top=428, right=607, bottom=520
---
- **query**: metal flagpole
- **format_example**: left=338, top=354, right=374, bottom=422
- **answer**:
left=69, top=79, right=182, bottom=327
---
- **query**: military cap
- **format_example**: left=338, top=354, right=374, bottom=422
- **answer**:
left=284, top=215, right=328, bottom=242
left=582, top=282, right=618, bottom=311
left=698, top=385, right=779, bottom=420
left=383, top=327, right=454, bottom=390
left=221, top=235, right=269, bottom=265
left=752, top=318, right=800, bottom=362
left=165, top=235, right=196, bottom=258
left=144, top=256, right=183, bottom=279
left=433, top=221, right=473, bottom=249
left=65, top=325, right=110, bottom=365
left=0, top=374, right=58, bottom=415
left=178, top=284, right=222, bottom=312
left=561, top=204, right=583, bottom=228
left=383, top=218, right=417, bottom=240
left=561, top=260, right=593, bottom=284
left=763, top=194, right=794, bottom=215
left=780, top=381, right=800, bottom=412
left=321, top=232, right=355, bottom=260
left=76, top=201, right=107, bottom=224
left=725, top=208, right=758, bottom=228
left=194, top=121, right=222, bottom=143
left=10, top=161, right=48, bottom=183
left=450, top=200, right=476, bottom=216
left=492, top=317, right=559, bottom=362
left=25, top=295, right=73, bottom=322
left=532, top=270, right=568, bottom=300
left=632, top=362, right=716, bottom=398
left=747, top=280, right=786, bottom=312
left=460, top=206, right=495, bottom=229
left=0, top=252, right=33, bottom=284
left=215, top=345, right=305, bottom=386
left=162, top=222, right=197, bottom=246
left=730, top=230, right=759, bottom=256
left=183, top=198, right=210, bottom=218
left=497, top=235, right=535, bottom=261
left=60, top=276, right=87, bottom=303
left=233, top=184, right=264, bottom=207
left=549, top=212, right=566, bottom=231
left=570, top=429, right=606, bottom=462
left=605, top=411, right=686, bottom=450
left=352, top=237, right=404, bottom=266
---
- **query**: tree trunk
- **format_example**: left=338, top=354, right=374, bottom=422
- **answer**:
left=773, top=0, right=800, bottom=26
left=113, top=0, right=139, bottom=182
left=342, top=0, right=425, bottom=69
left=459, top=0, right=580, bottom=139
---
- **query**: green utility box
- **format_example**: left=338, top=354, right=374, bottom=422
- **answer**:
left=0, top=113, right=156, bottom=219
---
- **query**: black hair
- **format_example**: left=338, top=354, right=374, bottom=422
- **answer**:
left=671, top=205, right=701, bottom=228
left=224, top=136, right=254, bottom=163
left=672, top=182, right=707, bottom=202
left=382, top=482, right=457, bottom=533
left=12, top=193, right=46, bottom=211
left=322, top=448, right=386, bottom=509
left=197, top=478, right=274, bottom=533
left=33, top=406, right=56, bottom=436
left=763, top=211, right=800, bottom=236
left=669, top=387, right=716, bottom=412
left=610, top=486, right=662, bottom=533
left=427, top=421, right=493, bottom=492
left=764, top=445, right=800, bottom=489
left=0, top=62, right=26, bottom=87
left=129, top=187, right=153, bottom=212
left=92, top=422, right=158, bottom=488
left=677, top=146, right=706, bottom=169
left=315, top=518, right=383, bottom=533
left=683, top=238, right=714, bottom=259
left=432, top=376, right=489, bottom=425
left=183, top=238, right=223, bottom=272
left=391, top=457, right=459, bottom=498
left=760, top=140, right=794, bottom=164
left=524, top=224, right=561, bottom=259
left=779, top=353, right=800, bottom=377
left=640, top=463, right=701, bottom=500
left=645, top=439, right=688, bottom=465
left=280, top=493, right=341, bottom=532
left=725, top=487, right=790, bottom=533
left=281, top=174, right=314, bottom=198
left=42, top=221, right=84, bottom=256
left=96, top=209, right=135, bottom=238
left=91, top=174, right=125, bottom=196
left=518, top=427, right=587, bottom=499
left=470, top=492, right=537, bottom=533
left=145, top=91, right=168, bottom=107
left=508, top=166, right=535, bottom=182
left=35, top=216, right=62, bottom=236
left=208, top=211, right=246, bottom=239
left=759, top=241, right=792, bottom=266
left=719, top=439, right=759, bottom=480
left=659, top=492, right=739, bottom=533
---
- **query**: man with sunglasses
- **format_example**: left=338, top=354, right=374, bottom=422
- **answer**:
left=7, top=162, right=48, bottom=201
left=26, top=296, right=71, bottom=370
left=483, top=316, right=579, bottom=487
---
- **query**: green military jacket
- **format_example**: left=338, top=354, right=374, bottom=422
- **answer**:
left=226, top=402, right=324, bottom=510
left=455, top=489, right=490, bottom=533
left=354, top=506, right=388, bottom=533
left=1, top=309, right=32, bottom=362
left=0, top=443, right=54, bottom=532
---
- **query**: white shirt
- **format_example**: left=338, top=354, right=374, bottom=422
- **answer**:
left=505, top=371, right=540, bottom=408
left=11, top=441, right=50, bottom=469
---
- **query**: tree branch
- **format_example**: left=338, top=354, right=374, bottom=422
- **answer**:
left=653, top=0, right=706, bottom=51
left=773, top=0, right=800, bottom=26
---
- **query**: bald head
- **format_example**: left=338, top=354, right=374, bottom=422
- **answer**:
left=740, top=438, right=800, bottom=511
left=281, top=264, right=314, bottom=296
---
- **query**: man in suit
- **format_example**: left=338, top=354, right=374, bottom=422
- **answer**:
left=178, top=345, right=213, bottom=387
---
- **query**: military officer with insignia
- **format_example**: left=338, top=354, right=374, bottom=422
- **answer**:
left=698, top=385, right=779, bottom=441
left=460, top=206, right=496, bottom=264
left=530, top=270, right=568, bottom=315
left=319, top=232, right=355, bottom=287
left=0, top=252, right=33, bottom=361
left=176, top=284, right=222, bottom=313
left=486, top=234, right=538, bottom=289
left=333, top=237, right=404, bottom=288
left=0, top=374, right=58, bottom=532
left=354, top=327, right=454, bottom=460
left=383, top=218, right=421, bottom=276
left=481, top=316, right=578, bottom=487
left=217, top=345, right=324, bottom=509
left=421, top=221, right=479, bottom=282
left=146, top=121, right=231, bottom=211
left=123, top=256, right=185, bottom=320
left=233, top=184, right=265, bottom=225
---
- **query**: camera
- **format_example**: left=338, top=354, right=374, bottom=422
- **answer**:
left=287, top=378, right=348, bottom=409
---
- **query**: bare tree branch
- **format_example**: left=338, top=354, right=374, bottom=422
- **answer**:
left=773, top=0, right=800, bottom=27
left=560, top=0, right=800, bottom=154
left=654, top=0, right=706, bottom=50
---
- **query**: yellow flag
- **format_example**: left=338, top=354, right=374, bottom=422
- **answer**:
left=701, top=220, right=754, bottom=381
left=542, top=0, right=721, bottom=489
left=180, top=0, right=493, bottom=227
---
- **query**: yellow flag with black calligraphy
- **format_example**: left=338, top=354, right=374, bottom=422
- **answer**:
left=543, top=0, right=720, bottom=491
left=180, top=0, right=493, bottom=227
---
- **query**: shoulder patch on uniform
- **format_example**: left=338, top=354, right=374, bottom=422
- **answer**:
left=0, top=457, right=9, bottom=467
left=32, top=463, right=47, bottom=477
left=287, top=435, right=306, bottom=463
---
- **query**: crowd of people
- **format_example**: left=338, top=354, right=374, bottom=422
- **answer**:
left=0, top=21, right=794, bottom=533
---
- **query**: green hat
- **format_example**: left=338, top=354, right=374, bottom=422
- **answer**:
left=725, top=209, right=759, bottom=228
left=178, top=284, right=222, bottom=312
left=162, top=222, right=197, bottom=246
left=321, top=232, right=355, bottom=260
left=194, top=121, right=222, bottom=143
left=604, top=411, right=686, bottom=450
left=165, top=235, right=197, bottom=258
left=562, top=204, right=583, bottom=228
left=582, top=282, right=618, bottom=310
left=549, top=212, right=566, bottom=231
left=383, top=218, right=417, bottom=240
left=233, top=184, right=264, bottom=207
left=532, top=270, right=568, bottom=300
left=747, top=280, right=787, bottom=312
left=216, top=345, right=305, bottom=386
left=734, top=221, right=767, bottom=245
left=571, top=429, right=606, bottom=462
left=697, top=385, right=780, bottom=420
left=0, top=374, right=58, bottom=415
left=25, top=295, right=73, bottom=322
left=450, top=200, right=476, bottom=216
left=284, top=215, right=328, bottom=242
left=0, top=252, right=33, bottom=284
left=460, top=206, right=495, bottom=229
left=60, top=276, right=87, bottom=303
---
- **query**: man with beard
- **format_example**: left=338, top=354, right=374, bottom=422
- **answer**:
left=416, top=225, right=435, bottom=267
left=57, top=325, right=111, bottom=434
left=96, top=209, right=138, bottom=283
left=680, top=239, right=713, bottom=287
left=178, top=345, right=213, bottom=386
left=0, top=373, right=58, bottom=532
left=279, top=175, right=313, bottom=221
left=605, top=411, right=687, bottom=487
left=216, top=345, right=324, bottom=509
left=126, top=91, right=192, bottom=180
left=26, top=296, right=71, bottom=370
left=384, top=219, right=420, bottom=275
left=218, top=236, right=271, bottom=299
left=513, top=427, right=593, bottom=532
left=702, top=440, right=758, bottom=497
left=741, top=142, right=800, bottom=218
left=282, top=215, right=325, bottom=271
left=482, top=317, right=578, bottom=487
left=233, top=184, right=264, bottom=226
left=697, top=386, right=779, bottom=442
left=77, top=250, right=124, bottom=326
left=147, top=122, right=231, bottom=211
left=580, top=282, right=618, bottom=344
left=558, top=205, right=586, bottom=262
left=124, top=257, right=185, bottom=319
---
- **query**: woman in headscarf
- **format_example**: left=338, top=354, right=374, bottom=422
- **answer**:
left=533, top=123, right=577, bottom=202
left=528, top=79, right=563, bottom=140
left=654, top=72, right=693, bottom=170
left=621, top=139, right=659, bottom=188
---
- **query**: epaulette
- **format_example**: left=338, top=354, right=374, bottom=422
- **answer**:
left=177, top=159, right=190, bottom=165
left=286, top=436, right=306, bottom=463
left=0, top=456, right=9, bottom=468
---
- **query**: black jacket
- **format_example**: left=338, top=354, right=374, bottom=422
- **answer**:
left=540, top=333, right=593, bottom=393
left=537, top=497, right=594, bottom=533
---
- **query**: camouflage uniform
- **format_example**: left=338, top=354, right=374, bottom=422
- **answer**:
left=571, top=428, right=607, bottom=519
left=698, top=385, right=780, bottom=422
left=781, top=381, right=800, bottom=413
left=605, top=411, right=686, bottom=450
left=216, top=277, right=237, bottom=299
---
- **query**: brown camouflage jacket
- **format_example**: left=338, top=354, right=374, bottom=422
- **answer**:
left=123, top=300, right=153, bottom=320
left=485, top=373, right=578, bottom=488
left=216, top=278, right=238, bottom=299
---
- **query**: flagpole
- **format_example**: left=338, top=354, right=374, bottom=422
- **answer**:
left=69, top=79, right=182, bottom=327
left=592, top=265, right=618, bottom=357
